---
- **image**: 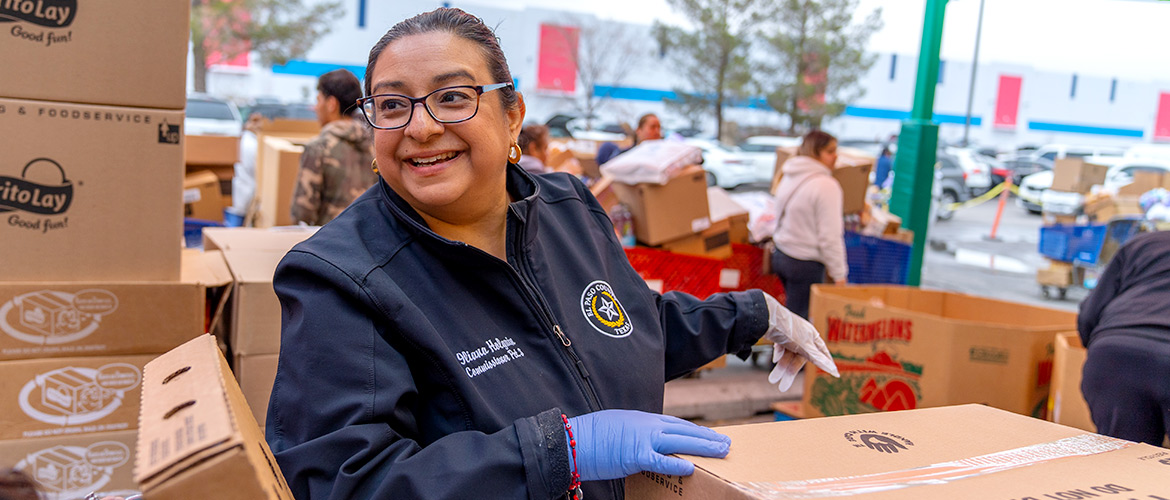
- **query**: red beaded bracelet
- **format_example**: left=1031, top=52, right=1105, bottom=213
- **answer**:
left=561, top=414, right=583, bottom=500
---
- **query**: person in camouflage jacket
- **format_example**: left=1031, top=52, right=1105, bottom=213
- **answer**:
left=292, top=69, right=378, bottom=226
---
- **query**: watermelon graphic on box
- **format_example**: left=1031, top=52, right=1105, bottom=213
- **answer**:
left=808, top=351, right=923, bottom=417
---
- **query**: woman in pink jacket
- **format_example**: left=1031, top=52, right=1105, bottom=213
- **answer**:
left=769, top=130, right=848, bottom=319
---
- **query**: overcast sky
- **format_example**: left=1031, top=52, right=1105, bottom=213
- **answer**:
left=467, top=0, right=1170, bottom=82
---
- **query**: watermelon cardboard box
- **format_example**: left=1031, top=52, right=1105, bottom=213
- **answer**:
left=802, top=285, right=1076, bottom=418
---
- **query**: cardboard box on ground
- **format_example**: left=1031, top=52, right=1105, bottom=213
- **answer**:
left=0, top=250, right=231, bottom=361
left=2, top=430, right=139, bottom=500
left=185, top=135, right=242, bottom=215
left=1050, top=331, right=1095, bottom=433
left=0, top=97, right=185, bottom=281
left=250, top=120, right=319, bottom=228
left=1037, top=259, right=1075, bottom=288
left=184, top=170, right=226, bottom=221
left=0, top=1, right=189, bottom=110
left=625, top=404, right=1170, bottom=499
left=802, top=285, right=1076, bottom=419
left=136, top=334, right=294, bottom=500
left=770, top=146, right=875, bottom=214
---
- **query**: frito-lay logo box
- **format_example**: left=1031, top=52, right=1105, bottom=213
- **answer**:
left=0, top=0, right=189, bottom=109
left=803, top=285, right=1075, bottom=418
left=1, top=97, right=184, bottom=281
left=6, top=430, right=139, bottom=500
left=626, top=405, right=1170, bottom=499
left=1, top=354, right=151, bottom=441
left=0, top=250, right=231, bottom=361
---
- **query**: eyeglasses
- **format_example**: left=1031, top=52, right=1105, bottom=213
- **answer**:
left=357, top=82, right=513, bottom=130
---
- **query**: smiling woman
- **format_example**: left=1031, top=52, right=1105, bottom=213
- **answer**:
left=263, top=8, right=836, bottom=500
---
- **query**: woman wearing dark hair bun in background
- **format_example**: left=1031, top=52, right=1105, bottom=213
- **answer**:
left=264, top=8, right=837, bottom=500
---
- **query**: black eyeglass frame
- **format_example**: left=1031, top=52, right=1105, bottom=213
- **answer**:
left=357, top=82, right=514, bottom=130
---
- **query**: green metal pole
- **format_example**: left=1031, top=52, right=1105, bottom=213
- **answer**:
left=890, top=0, right=948, bottom=287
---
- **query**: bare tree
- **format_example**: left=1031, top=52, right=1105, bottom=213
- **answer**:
left=190, top=0, right=343, bottom=93
left=546, top=16, right=647, bottom=130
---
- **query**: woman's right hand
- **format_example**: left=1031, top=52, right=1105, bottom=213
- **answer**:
left=567, top=410, right=730, bottom=481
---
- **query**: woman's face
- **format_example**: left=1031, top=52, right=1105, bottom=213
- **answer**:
left=368, top=31, right=524, bottom=224
left=816, top=140, right=838, bottom=169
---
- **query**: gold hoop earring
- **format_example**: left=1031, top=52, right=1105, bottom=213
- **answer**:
left=371, top=159, right=379, bottom=174
left=508, top=143, right=522, bottom=164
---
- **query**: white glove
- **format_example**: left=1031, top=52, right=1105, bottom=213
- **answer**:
left=762, top=294, right=840, bottom=392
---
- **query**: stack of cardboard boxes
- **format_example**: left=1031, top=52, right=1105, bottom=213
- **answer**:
left=0, top=4, right=217, bottom=498
left=184, top=135, right=241, bottom=223
left=250, top=120, right=320, bottom=228
left=1083, top=169, right=1170, bottom=222
left=1035, top=158, right=1111, bottom=288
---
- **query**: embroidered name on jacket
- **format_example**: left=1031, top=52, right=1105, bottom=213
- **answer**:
left=580, top=280, right=632, bottom=338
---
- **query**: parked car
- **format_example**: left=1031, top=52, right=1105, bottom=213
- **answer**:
left=945, top=147, right=995, bottom=195
left=240, top=102, right=316, bottom=121
left=933, top=151, right=969, bottom=221
left=1017, top=170, right=1050, bottom=214
left=1003, top=158, right=1054, bottom=186
left=685, top=138, right=766, bottom=189
left=544, top=113, right=627, bottom=142
left=1101, top=159, right=1170, bottom=192
left=185, top=94, right=242, bottom=136
left=736, top=135, right=802, bottom=179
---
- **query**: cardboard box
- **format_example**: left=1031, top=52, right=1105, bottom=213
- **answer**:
left=625, top=404, right=1170, bottom=499
left=185, top=135, right=240, bottom=167
left=1051, top=158, right=1109, bottom=194
left=1117, top=170, right=1165, bottom=197
left=0, top=250, right=231, bottom=361
left=0, top=2, right=189, bottom=110
left=254, top=136, right=307, bottom=228
left=136, top=335, right=293, bottom=500
left=589, top=175, right=621, bottom=215
left=707, top=187, right=750, bottom=245
left=0, top=354, right=153, bottom=440
left=657, top=218, right=732, bottom=259
left=234, top=353, right=279, bottom=428
left=1086, top=195, right=1144, bottom=222
left=803, top=285, right=1076, bottom=418
left=202, top=226, right=318, bottom=253
left=1, top=97, right=184, bottom=281
left=1050, top=331, right=1095, bottom=433
left=6, top=430, right=139, bottom=500
left=1037, top=260, right=1074, bottom=288
left=612, top=166, right=711, bottom=245
left=222, top=249, right=294, bottom=357
left=771, top=148, right=874, bottom=214
left=184, top=170, right=225, bottom=222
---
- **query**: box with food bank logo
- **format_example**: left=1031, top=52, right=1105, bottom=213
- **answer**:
left=5, top=430, right=138, bottom=500
left=802, top=285, right=1075, bottom=418
left=0, top=0, right=189, bottom=109
left=0, top=250, right=231, bottom=361
left=0, top=354, right=151, bottom=441
left=0, top=97, right=184, bottom=281
left=625, top=404, right=1170, bottom=499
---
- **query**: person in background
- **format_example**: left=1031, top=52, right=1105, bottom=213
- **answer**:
left=874, top=146, right=893, bottom=189
left=596, top=113, right=663, bottom=165
left=226, top=112, right=267, bottom=226
left=290, top=68, right=378, bottom=226
left=265, top=8, right=837, bottom=500
left=769, top=130, right=848, bottom=320
left=516, top=123, right=550, bottom=174
left=0, top=468, right=38, bottom=500
left=1078, top=231, right=1170, bottom=446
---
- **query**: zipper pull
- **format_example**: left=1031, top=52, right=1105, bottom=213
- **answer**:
left=554, top=324, right=571, bottom=347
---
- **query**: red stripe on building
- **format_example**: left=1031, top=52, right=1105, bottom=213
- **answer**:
left=1154, top=92, right=1170, bottom=142
left=994, top=75, right=1022, bottom=129
left=537, top=24, right=578, bottom=92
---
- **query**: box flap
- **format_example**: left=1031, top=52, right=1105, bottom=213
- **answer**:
left=707, top=187, right=749, bottom=221
left=180, top=249, right=234, bottom=287
left=136, top=334, right=240, bottom=485
left=184, top=170, right=221, bottom=188
left=222, top=249, right=292, bottom=284
left=202, top=227, right=318, bottom=253
left=812, top=285, right=1075, bottom=330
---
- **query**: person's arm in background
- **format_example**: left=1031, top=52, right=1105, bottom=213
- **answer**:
left=267, top=252, right=572, bottom=500
left=816, top=180, right=848, bottom=284
left=290, top=141, right=325, bottom=225
left=1078, top=245, right=1128, bottom=347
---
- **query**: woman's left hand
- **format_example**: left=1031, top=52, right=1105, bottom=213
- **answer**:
left=761, top=294, right=839, bottom=392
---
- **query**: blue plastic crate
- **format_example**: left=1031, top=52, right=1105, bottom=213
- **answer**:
left=1038, top=224, right=1106, bottom=265
left=844, top=231, right=911, bottom=284
left=184, top=218, right=224, bottom=249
